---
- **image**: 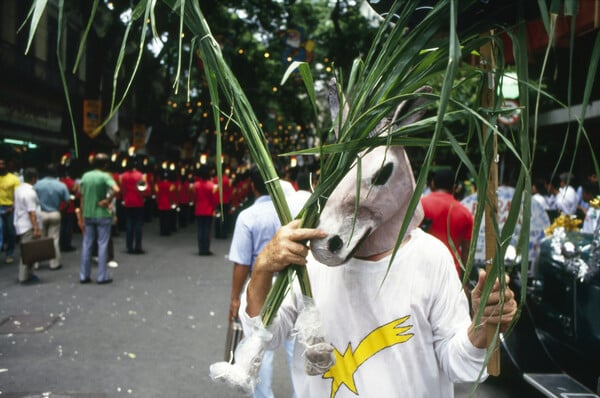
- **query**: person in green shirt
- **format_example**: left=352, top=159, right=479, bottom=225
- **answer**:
left=77, top=153, right=120, bottom=284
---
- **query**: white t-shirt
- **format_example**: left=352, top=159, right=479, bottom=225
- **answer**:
left=241, top=228, right=487, bottom=398
left=582, top=207, right=600, bottom=234
left=555, top=185, right=579, bottom=215
left=13, top=182, right=41, bottom=235
left=532, top=193, right=550, bottom=211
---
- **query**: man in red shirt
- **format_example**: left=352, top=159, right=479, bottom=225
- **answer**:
left=119, top=157, right=146, bottom=253
left=177, top=169, right=193, bottom=228
left=421, top=168, right=474, bottom=275
left=192, top=165, right=218, bottom=255
left=154, top=170, right=175, bottom=236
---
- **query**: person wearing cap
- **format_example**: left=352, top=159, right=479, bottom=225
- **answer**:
left=119, top=157, right=146, bottom=254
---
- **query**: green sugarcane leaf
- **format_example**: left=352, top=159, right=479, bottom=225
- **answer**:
left=94, top=0, right=151, bottom=137
left=281, top=61, right=317, bottom=120
left=564, top=0, right=578, bottom=16
left=172, top=0, right=185, bottom=94
left=150, top=0, right=160, bottom=39
left=73, top=0, right=99, bottom=73
left=24, top=0, right=48, bottom=55
left=55, top=0, right=78, bottom=158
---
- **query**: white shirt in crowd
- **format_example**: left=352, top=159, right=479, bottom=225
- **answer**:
left=554, top=185, right=579, bottom=215
left=13, top=182, right=41, bottom=235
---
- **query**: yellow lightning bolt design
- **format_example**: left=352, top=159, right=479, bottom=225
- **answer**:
left=323, top=315, right=414, bottom=398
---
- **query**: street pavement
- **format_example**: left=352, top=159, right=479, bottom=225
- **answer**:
left=0, top=218, right=539, bottom=397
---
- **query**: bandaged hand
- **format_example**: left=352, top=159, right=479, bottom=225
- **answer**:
left=304, top=339, right=335, bottom=375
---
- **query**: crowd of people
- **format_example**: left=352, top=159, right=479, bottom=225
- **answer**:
left=4, top=148, right=597, bottom=396
left=0, top=152, right=302, bottom=286
left=420, top=168, right=600, bottom=275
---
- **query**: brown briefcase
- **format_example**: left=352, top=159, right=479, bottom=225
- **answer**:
left=20, top=237, right=56, bottom=265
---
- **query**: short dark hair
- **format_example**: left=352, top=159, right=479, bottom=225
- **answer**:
left=92, top=153, right=110, bottom=170
left=433, top=168, right=454, bottom=191
left=582, top=180, right=599, bottom=197
left=533, top=178, right=548, bottom=196
left=197, top=164, right=211, bottom=180
left=23, top=167, right=38, bottom=183
left=296, top=170, right=311, bottom=191
left=249, top=165, right=268, bottom=195
left=46, top=163, right=58, bottom=177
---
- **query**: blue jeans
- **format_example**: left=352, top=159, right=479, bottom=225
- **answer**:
left=285, top=337, right=297, bottom=398
left=253, top=339, right=297, bottom=398
left=254, top=349, right=274, bottom=398
left=196, top=215, right=212, bottom=254
left=0, top=206, right=16, bottom=257
left=80, top=217, right=112, bottom=282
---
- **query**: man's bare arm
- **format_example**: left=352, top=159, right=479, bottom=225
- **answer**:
left=230, top=263, right=251, bottom=320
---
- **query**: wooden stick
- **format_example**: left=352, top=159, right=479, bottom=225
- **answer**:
left=480, top=35, right=501, bottom=376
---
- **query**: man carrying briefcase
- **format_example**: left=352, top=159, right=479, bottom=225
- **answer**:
left=13, top=168, right=42, bottom=284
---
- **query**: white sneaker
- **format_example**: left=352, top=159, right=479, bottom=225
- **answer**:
left=108, top=260, right=118, bottom=268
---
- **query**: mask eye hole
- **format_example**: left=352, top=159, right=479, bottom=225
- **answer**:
left=371, top=162, right=393, bottom=186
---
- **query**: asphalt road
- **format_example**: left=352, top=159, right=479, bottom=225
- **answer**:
left=0, top=218, right=542, bottom=397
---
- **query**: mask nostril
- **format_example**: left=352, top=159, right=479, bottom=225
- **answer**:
left=328, top=235, right=343, bottom=253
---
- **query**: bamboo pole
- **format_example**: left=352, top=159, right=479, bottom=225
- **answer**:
left=480, top=35, right=501, bottom=376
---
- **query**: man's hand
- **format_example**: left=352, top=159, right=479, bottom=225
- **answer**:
left=468, top=270, right=518, bottom=348
left=229, top=297, right=241, bottom=322
left=97, top=198, right=111, bottom=208
left=246, top=220, right=327, bottom=317
left=253, top=220, right=327, bottom=275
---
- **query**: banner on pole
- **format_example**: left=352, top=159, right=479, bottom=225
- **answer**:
left=83, top=100, right=102, bottom=137
left=132, top=123, right=146, bottom=149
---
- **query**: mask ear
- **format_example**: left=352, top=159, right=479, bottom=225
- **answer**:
left=369, top=85, right=433, bottom=138
left=391, top=86, right=432, bottom=127
left=328, top=78, right=349, bottom=141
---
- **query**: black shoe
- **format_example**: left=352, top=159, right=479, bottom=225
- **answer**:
left=20, top=275, right=41, bottom=285
left=97, top=278, right=113, bottom=285
left=199, top=251, right=214, bottom=256
left=62, top=246, right=77, bottom=252
left=80, top=277, right=91, bottom=284
left=133, top=249, right=145, bottom=254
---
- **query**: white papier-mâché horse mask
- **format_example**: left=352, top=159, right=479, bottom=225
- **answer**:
left=310, top=82, right=431, bottom=266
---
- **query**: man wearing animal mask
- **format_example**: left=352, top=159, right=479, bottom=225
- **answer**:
left=243, top=201, right=516, bottom=398
left=239, top=84, right=518, bottom=397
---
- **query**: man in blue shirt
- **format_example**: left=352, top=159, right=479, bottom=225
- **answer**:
left=228, top=166, right=308, bottom=398
left=34, top=163, right=70, bottom=270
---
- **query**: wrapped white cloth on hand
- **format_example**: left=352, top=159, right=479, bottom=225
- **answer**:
left=209, top=316, right=272, bottom=395
left=294, top=296, right=335, bottom=375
